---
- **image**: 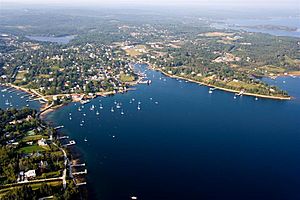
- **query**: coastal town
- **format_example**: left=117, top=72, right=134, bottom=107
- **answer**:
left=0, top=3, right=300, bottom=200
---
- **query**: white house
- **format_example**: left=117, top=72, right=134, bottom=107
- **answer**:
left=25, top=170, right=36, bottom=179
left=38, top=138, right=47, bottom=146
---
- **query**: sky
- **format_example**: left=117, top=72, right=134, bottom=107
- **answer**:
left=3, top=0, right=300, bottom=7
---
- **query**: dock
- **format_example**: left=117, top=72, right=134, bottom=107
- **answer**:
left=54, top=125, right=64, bottom=130
left=58, top=136, right=69, bottom=139
left=76, top=182, right=87, bottom=186
left=72, top=169, right=87, bottom=175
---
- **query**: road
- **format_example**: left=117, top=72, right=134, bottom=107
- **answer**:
left=53, top=142, right=68, bottom=189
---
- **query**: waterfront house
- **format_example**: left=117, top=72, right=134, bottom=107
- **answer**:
left=25, top=170, right=36, bottom=179
left=38, top=138, right=48, bottom=146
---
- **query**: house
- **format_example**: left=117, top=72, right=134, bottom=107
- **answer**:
left=38, top=138, right=47, bottom=146
left=25, top=170, right=36, bottom=179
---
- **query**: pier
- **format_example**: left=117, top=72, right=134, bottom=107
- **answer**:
left=54, top=125, right=65, bottom=130
left=71, top=163, right=86, bottom=167
left=76, top=182, right=87, bottom=186
left=63, top=140, right=76, bottom=146
left=72, top=169, right=88, bottom=175
left=58, top=136, right=69, bottom=139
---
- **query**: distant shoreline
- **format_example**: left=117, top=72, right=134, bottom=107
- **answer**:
left=148, top=65, right=292, bottom=100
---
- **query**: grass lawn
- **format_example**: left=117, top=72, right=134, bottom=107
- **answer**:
left=19, top=144, right=49, bottom=154
left=226, top=81, right=258, bottom=90
left=39, top=171, right=61, bottom=179
left=22, top=135, right=47, bottom=143
left=27, top=130, right=35, bottom=136
left=0, top=181, right=62, bottom=198
left=15, top=70, right=27, bottom=80
left=125, top=49, right=142, bottom=57
left=120, top=74, right=135, bottom=82
left=259, top=65, right=286, bottom=74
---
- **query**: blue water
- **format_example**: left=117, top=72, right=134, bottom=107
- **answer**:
left=1, top=65, right=300, bottom=199
left=0, top=86, right=40, bottom=110
left=43, top=65, right=300, bottom=200
left=26, top=35, right=76, bottom=44
left=212, top=16, right=300, bottom=37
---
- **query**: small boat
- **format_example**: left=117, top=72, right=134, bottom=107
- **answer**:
left=155, top=101, right=159, bottom=104
left=83, top=113, right=86, bottom=116
left=116, top=104, right=121, bottom=109
left=96, top=111, right=99, bottom=115
left=255, top=97, right=258, bottom=101
left=150, top=97, right=153, bottom=100
left=209, top=90, right=213, bottom=94
left=90, top=105, right=95, bottom=111
left=26, top=104, right=29, bottom=107
left=131, top=196, right=137, bottom=200
left=69, top=117, right=72, bottom=120
left=111, top=107, right=114, bottom=112
left=100, top=104, right=103, bottom=109
left=121, top=110, right=124, bottom=115
left=84, top=138, right=88, bottom=142
left=5, top=100, right=9, bottom=105
left=234, top=96, right=237, bottom=99
left=80, top=99, right=90, bottom=104
left=137, top=105, right=141, bottom=110
left=78, top=107, right=82, bottom=111
left=80, top=123, right=83, bottom=126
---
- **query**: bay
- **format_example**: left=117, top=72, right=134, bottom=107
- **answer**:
left=26, top=35, right=76, bottom=44
left=211, top=16, right=300, bottom=38
left=43, top=64, right=300, bottom=200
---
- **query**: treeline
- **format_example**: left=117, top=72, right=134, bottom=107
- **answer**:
left=2, top=181, right=79, bottom=200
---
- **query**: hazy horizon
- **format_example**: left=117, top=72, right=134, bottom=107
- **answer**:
left=2, top=0, right=300, bottom=9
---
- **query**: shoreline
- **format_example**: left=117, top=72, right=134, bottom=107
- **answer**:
left=148, top=65, right=292, bottom=100
left=1, top=82, right=138, bottom=118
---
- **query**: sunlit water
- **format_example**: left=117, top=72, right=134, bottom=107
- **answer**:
left=1, top=65, right=300, bottom=200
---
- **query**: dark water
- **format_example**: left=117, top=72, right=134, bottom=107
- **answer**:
left=1, top=65, right=300, bottom=200
left=0, top=86, right=40, bottom=110
left=212, top=16, right=300, bottom=37
left=26, top=35, right=76, bottom=44
left=44, top=65, right=300, bottom=200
